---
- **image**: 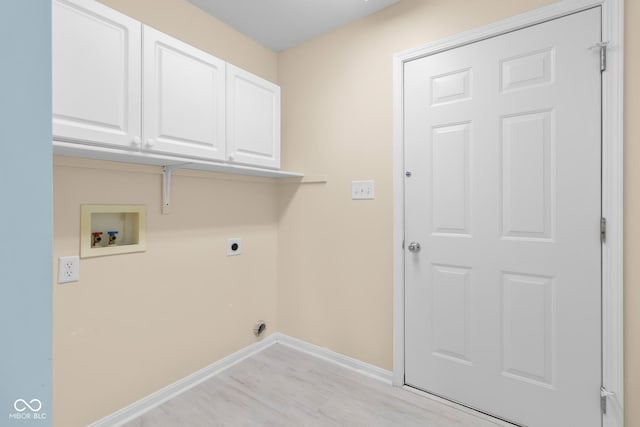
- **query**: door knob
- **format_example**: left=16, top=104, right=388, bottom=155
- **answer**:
left=408, top=241, right=421, bottom=253
left=146, top=138, right=155, bottom=147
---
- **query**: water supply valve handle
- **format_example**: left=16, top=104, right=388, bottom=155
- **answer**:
left=91, top=232, right=103, bottom=247
left=107, top=231, right=119, bottom=246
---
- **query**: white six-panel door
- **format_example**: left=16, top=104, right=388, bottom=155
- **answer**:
left=404, top=8, right=602, bottom=427
left=53, top=0, right=141, bottom=149
left=143, top=26, right=226, bottom=161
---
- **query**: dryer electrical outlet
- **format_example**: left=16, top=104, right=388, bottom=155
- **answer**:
left=227, top=238, right=242, bottom=256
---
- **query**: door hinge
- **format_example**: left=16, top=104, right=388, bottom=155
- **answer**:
left=591, top=42, right=608, bottom=72
left=601, top=387, right=615, bottom=414
left=601, top=217, right=607, bottom=243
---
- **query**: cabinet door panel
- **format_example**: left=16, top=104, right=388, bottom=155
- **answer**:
left=143, top=26, right=226, bottom=161
left=227, top=65, right=280, bottom=169
left=53, top=0, right=141, bottom=149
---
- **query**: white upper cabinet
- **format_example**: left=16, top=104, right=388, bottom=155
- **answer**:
left=143, top=26, right=226, bottom=161
left=53, top=0, right=285, bottom=173
left=226, top=64, right=281, bottom=169
left=53, top=0, right=142, bottom=149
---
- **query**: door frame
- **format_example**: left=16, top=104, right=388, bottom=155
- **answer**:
left=392, top=1, right=624, bottom=426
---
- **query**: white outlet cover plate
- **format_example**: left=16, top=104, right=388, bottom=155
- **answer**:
left=58, top=256, right=80, bottom=283
left=352, top=180, right=375, bottom=200
left=227, top=238, right=242, bottom=256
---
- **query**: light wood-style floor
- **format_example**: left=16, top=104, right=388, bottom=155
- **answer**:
left=123, top=344, right=514, bottom=427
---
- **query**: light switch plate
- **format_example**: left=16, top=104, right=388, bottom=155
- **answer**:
left=352, top=180, right=375, bottom=200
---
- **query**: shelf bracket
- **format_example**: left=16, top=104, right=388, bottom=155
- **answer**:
left=162, top=164, right=191, bottom=215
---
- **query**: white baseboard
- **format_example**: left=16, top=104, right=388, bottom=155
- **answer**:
left=271, top=333, right=393, bottom=384
left=89, top=335, right=279, bottom=427
left=89, top=333, right=392, bottom=426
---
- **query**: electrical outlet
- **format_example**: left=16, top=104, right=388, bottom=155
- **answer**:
left=58, top=256, right=80, bottom=284
left=227, top=238, right=242, bottom=256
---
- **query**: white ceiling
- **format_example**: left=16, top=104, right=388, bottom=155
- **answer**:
left=187, top=0, right=401, bottom=52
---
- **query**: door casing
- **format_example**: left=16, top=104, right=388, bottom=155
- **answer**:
left=392, top=1, right=624, bottom=426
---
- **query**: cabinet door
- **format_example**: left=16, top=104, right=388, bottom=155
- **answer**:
left=226, top=65, right=281, bottom=169
left=143, top=26, right=226, bottom=161
left=53, top=0, right=142, bottom=149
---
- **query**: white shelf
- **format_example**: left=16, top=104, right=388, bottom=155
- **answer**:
left=53, top=140, right=304, bottom=179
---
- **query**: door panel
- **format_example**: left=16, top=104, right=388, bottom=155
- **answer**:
left=432, top=123, right=471, bottom=235
left=404, top=8, right=602, bottom=427
left=501, top=110, right=553, bottom=239
left=431, top=264, right=472, bottom=364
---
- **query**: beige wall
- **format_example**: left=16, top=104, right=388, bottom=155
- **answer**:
left=53, top=0, right=639, bottom=425
left=277, top=0, right=639, bottom=425
left=53, top=159, right=281, bottom=427
left=625, top=1, right=640, bottom=425
left=53, top=1, right=280, bottom=426
left=99, top=0, right=278, bottom=83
